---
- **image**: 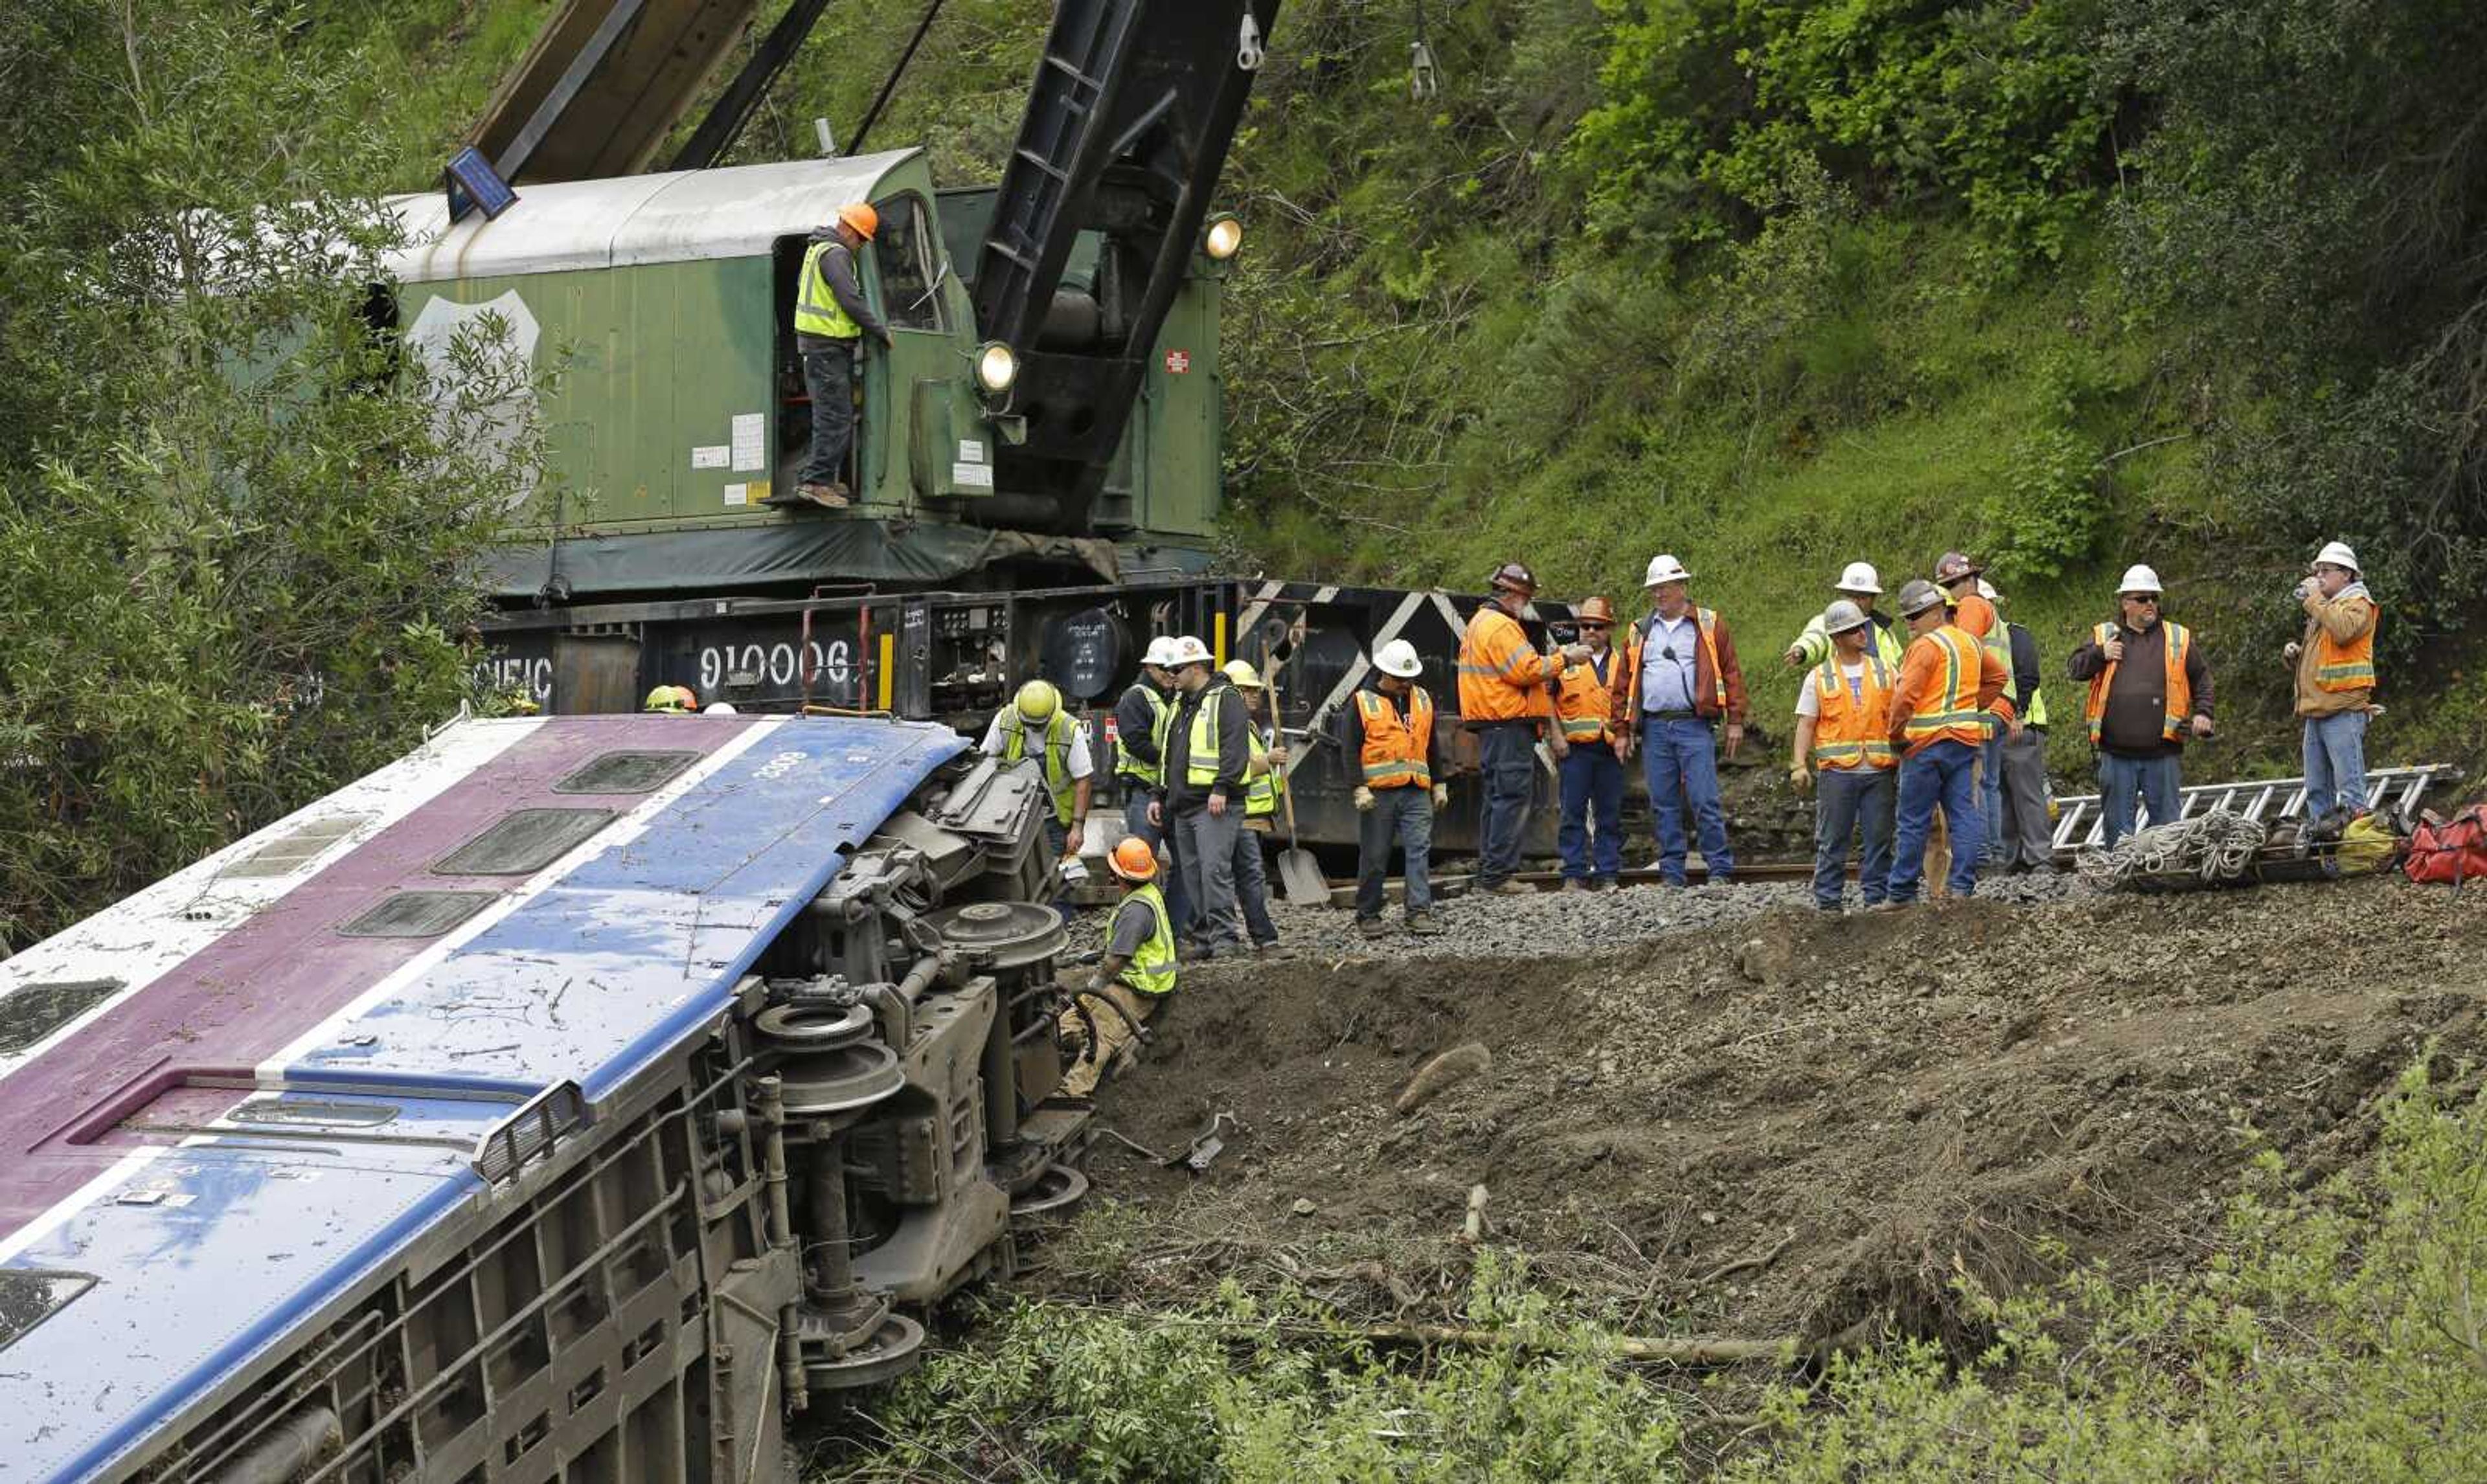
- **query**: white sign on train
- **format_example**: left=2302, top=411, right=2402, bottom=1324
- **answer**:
left=699, top=639, right=854, bottom=692
left=476, top=655, right=554, bottom=702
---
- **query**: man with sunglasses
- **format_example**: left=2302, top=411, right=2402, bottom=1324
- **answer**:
left=2067, top=564, right=2216, bottom=848
left=1553, top=596, right=1628, bottom=890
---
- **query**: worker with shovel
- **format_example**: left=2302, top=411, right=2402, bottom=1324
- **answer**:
left=1222, top=660, right=1285, bottom=953
left=1058, top=837, right=1178, bottom=1098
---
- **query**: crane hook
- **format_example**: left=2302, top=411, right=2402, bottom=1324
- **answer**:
left=1409, top=39, right=1439, bottom=100
left=1238, top=12, right=1266, bottom=71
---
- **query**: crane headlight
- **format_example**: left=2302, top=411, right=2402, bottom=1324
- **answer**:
left=975, top=341, right=1019, bottom=394
left=1203, top=214, right=1244, bottom=262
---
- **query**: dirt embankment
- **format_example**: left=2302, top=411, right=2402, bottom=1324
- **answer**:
left=1072, top=879, right=2487, bottom=1347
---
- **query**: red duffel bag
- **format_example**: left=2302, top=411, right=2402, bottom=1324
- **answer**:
left=2404, top=805, right=2487, bottom=890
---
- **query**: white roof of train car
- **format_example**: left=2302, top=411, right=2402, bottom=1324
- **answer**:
left=382, top=150, right=920, bottom=282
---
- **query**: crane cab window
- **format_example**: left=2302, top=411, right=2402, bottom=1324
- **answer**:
left=872, top=195, right=945, bottom=334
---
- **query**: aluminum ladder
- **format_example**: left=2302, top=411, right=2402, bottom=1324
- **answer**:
left=2049, top=763, right=2461, bottom=853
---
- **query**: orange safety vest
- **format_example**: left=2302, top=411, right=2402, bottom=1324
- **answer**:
left=1900, top=626, right=1992, bottom=754
left=2082, top=621, right=2193, bottom=745
left=1624, top=608, right=1729, bottom=714
left=1356, top=686, right=1435, bottom=790
left=2311, top=609, right=2378, bottom=693
left=1457, top=607, right=1556, bottom=722
left=1555, top=650, right=1620, bottom=744
left=1810, top=653, right=1899, bottom=772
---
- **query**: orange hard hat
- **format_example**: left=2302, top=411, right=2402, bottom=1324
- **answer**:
left=837, top=202, right=880, bottom=242
left=1107, top=837, right=1158, bottom=883
left=1574, top=596, right=1617, bottom=625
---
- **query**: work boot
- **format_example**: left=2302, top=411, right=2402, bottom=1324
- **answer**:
left=760, top=485, right=807, bottom=508
left=799, top=481, right=851, bottom=509
left=1177, top=939, right=1213, bottom=963
left=1482, top=879, right=1533, bottom=897
left=1356, top=916, right=1388, bottom=941
left=1559, top=879, right=1588, bottom=894
left=1406, top=910, right=1442, bottom=936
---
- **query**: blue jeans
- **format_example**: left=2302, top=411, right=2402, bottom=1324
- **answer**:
left=1124, top=793, right=1193, bottom=938
left=1232, top=827, right=1278, bottom=946
left=1356, top=787, right=1435, bottom=921
left=1813, top=767, right=1896, bottom=909
left=1558, top=742, right=1626, bottom=883
left=1475, top=723, right=1537, bottom=886
left=2302, top=710, right=2370, bottom=818
left=1978, top=733, right=2006, bottom=868
left=2098, top=751, right=2182, bottom=848
left=1889, top=739, right=1981, bottom=903
left=1641, top=717, right=1734, bottom=884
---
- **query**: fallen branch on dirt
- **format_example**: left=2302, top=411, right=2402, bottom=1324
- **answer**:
left=1695, top=1226, right=1797, bottom=1286
left=1397, top=1042, right=1492, bottom=1114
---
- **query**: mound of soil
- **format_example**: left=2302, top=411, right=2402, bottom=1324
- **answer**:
left=1080, top=878, right=2487, bottom=1346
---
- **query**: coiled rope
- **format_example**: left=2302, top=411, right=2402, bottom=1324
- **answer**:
left=2076, top=809, right=2269, bottom=890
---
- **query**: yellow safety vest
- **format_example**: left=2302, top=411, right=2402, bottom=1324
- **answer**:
left=795, top=240, right=863, bottom=341
left=1244, top=727, right=1288, bottom=818
left=999, top=707, right=1080, bottom=826
left=1183, top=686, right=1240, bottom=789
left=1115, top=682, right=1170, bottom=787
left=1112, top=882, right=1177, bottom=997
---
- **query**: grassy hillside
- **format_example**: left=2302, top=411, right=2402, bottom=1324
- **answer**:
left=343, top=0, right=2487, bottom=780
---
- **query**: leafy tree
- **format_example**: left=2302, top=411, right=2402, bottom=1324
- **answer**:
left=0, top=1, right=536, bottom=947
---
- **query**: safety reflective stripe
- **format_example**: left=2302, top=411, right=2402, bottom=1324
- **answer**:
left=795, top=241, right=863, bottom=341
left=1244, top=729, right=1286, bottom=817
left=2315, top=661, right=2375, bottom=682
left=1113, top=883, right=1177, bottom=997
left=1357, top=689, right=1434, bottom=790
left=1904, top=630, right=1986, bottom=741
left=1810, top=654, right=1898, bottom=769
left=2084, top=622, right=2191, bottom=743
left=1001, top=709, right=1078, bottom=825
left=1115, top=683, right=1167, bottom=787
left=2310, top=602, right=2379, bottom=693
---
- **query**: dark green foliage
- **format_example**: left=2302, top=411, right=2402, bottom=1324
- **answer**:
left=0, top=2, right=536, bottom=946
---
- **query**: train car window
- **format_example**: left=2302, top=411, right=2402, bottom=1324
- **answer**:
left=554, top=750, right=698, bottom=795
left=432, top=807, right=616, bottom=875
left=222, top=813, right=372, bottom=879
left=872, top=195, right=945, bottom=333
left=0, top=979, right=122, bottom=1055
left=338, top=890, right=497, bottom=938
left=0, top=1270, right=95, bottom=1352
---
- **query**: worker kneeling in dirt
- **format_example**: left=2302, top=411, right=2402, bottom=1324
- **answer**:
left=1059, top=837, right=1179, bottom=1098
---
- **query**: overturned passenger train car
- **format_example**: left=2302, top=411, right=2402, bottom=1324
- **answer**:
left=0, top=713, right=1090, bottom=1482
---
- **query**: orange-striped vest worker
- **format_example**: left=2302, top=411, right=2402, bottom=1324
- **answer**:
left=1900, top=626, right=1993, bottom=754
left=1457, top=607, right=1557, bottom=722
left=1356, top=687, right=1435, bottom=790
left=1810, top=654, right=1899, bottom=772
left=1950, top=589, right=2010, bottom=671
left=2311, top=615, right=2378, bottom=693
left=1555, top=650, right=1620, bottom=744
left=2082, top=621, right=2194, bottom=744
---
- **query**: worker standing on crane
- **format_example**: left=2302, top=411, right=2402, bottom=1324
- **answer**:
left=766, top=201, right=894, bottom=512
left=1458, top=563, right=1587, bottom=895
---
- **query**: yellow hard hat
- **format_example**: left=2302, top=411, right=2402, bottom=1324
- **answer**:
left=644, top=684, right=692, bottom=714
left=1016, top=679, right=1062, bottom=721
left=1221, top=659, right=1264, bottom=690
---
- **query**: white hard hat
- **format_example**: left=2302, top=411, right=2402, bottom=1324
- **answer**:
left=1164, top=635, right=1214, bottom=668
left=1142, top=635, right=1183, bottom=668
left=1374, top=638, right=1424, bottom=679
left=1642, top=553, right=1692, bottom=587
left=2117, top=564, right=2163, bottom=596
left=2315, top=540, right=2360, bottom=573
left=1835, top=561, right=1881, bottom=594
left=1977, top=579, right=1999, bottom=602
left=1822, top=599, right=1870, bottom=636
left=702, top=701, right=739, bottom=715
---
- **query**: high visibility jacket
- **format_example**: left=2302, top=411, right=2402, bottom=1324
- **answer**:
left=998, top=707, right=1082, bottom=825
left=2082, top=621, right=2193, bottom=747
left=1356, top=687, right=1435, bottom=790
left=1244, top=727, right=1288, bottom=818
left=1893, top=625, right=2008, bottom=756
left=795, top=240, right=863, bottom=341
left=1789, top=609, right=1907, bottom=671
left=1110, top=882, right=1177, bottom=998
left=1809, top=655, right=1899, bottom=772
left=1619, top=607, right=1740, bottom=722
left=1951, top=590, right=2011, bottom=677
left=1554, top=649, right=1621, bottom=744
left=1181, top=688, right=1244, bottom=789
left=2310, top=614, right=2378, bottom=693
left=1115, top=682, right=1171, bottom=788
left=1457, top=606, right=1557, bottom=722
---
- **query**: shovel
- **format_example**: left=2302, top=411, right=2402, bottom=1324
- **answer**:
left=1269, top=661, right=1330, bottom=906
